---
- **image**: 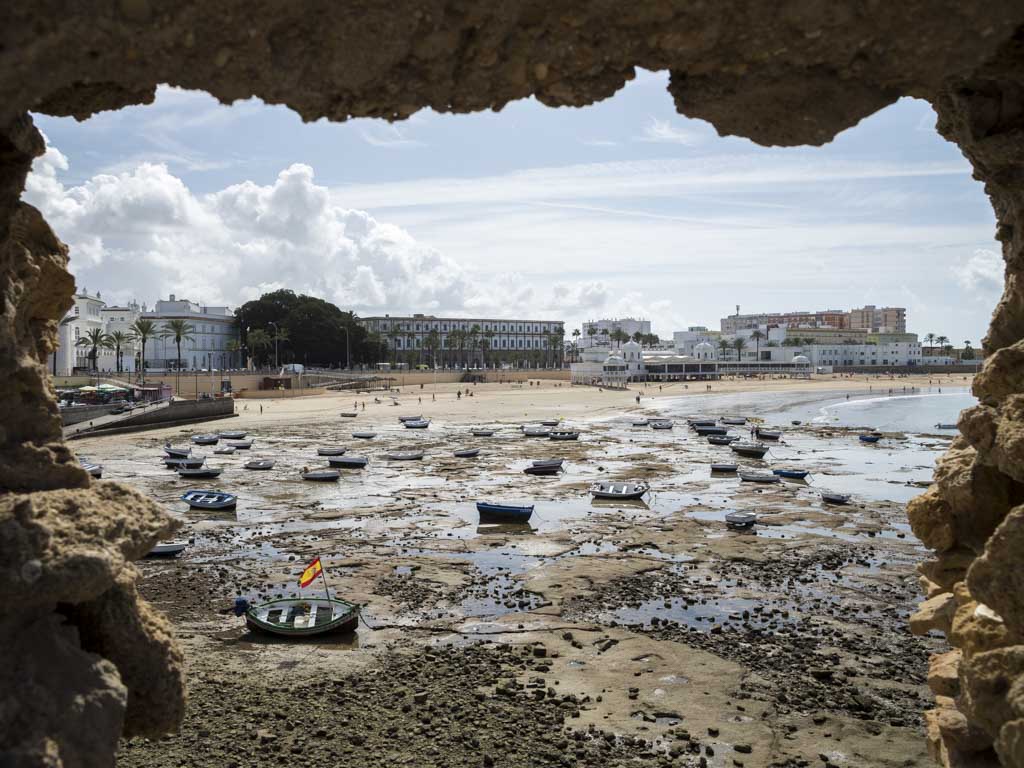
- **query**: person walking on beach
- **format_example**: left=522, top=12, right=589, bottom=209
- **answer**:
left=260, top=404, right=263, bottom=415
left=636, top=394, right=641, bottom=405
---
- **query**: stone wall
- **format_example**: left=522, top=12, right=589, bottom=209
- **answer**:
left=1, top=3, right=1023, bottom=766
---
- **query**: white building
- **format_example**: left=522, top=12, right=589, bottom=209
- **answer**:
left=672, top=326, right=722, bottom=356
left=358, top=314, right=565, bottom=367
left=144, top=295, right=239, bottom=371
left=50, top=290, right=107, bottom=375
left=803, top=340, right=922, bottom=368
left=581, top=317, right=651, bottom=348
left=96, top=301, right=141, bottom=373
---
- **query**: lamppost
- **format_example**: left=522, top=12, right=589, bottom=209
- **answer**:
left=269, top=321, right=280, bottom=369
left=340, top=325, right=350, bottom=370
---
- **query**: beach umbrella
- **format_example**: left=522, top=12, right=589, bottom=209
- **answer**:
left=79, top=385, right=98, bottom=392
left=97, top=383, right=126, bottom=391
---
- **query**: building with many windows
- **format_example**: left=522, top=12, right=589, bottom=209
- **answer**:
left=143, top=295, right=240, bottom=371
left=358, top=314, right=565, bottom=367
left=580, top=317, right=651, bottom=348
left=50, top=290, right=108, bottom=375
left=848, top=305, right=907, bottom=333
left=720, top=307, right=849, bottom=334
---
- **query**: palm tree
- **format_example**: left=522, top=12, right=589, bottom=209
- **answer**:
left=246, top=328, right=272, bottom=367
left=750, top=329, right=765, bottom=361
left=632, top=331, right=644, bottom=345
left=484, top=330, right=496, bottom=369
left=925, top=333, right=936, bottom=354
left=733, top=337, right=748, bottom=361
left=571, top=329, right=581, bottom=361
left=129, top=318, right=158, bottom=384
left=469, top=324, right=482, bottom=368
left=271, top=326, right=290, bottom=367
left=225, top=339, right=241, bottom=369
left=936, top=335, right=949, bottom=353
left=386, top=325, right=400, bottom=367
left=160, top=319, right=196, bottom=395
left=107, top=330, right=131, bottom=373
left=586, top=326, right=598, bottom=347
left=600, top=328, right=610, bottom=346
left=75, top=328, right=111, bottom=373
left=424, top=329, right=441, bottom=368
left=718, top=339, right=732, bottom=360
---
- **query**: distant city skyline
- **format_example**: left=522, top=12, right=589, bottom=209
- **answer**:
left=26, top=70, right=999, bottom=343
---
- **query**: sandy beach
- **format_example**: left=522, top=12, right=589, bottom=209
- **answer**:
left=82, top=374, right=972, bottom=768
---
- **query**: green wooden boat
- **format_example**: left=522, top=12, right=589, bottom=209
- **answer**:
left=244, top=596, right=359, bottom=637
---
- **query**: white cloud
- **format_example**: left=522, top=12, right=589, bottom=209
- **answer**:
left=638, top=117, right=702, bottom=146
left=953, top=248, right=1003, bottom=295
left=358, top=123, right=424, bottom=149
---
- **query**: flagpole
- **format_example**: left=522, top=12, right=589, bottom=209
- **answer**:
left=318, top=555, right=331, bottom=601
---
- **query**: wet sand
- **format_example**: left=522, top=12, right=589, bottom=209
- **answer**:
left=85, top=375, right=965, bottom=768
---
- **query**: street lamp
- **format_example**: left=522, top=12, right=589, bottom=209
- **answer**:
left=269, top=321, right=280, bottom=369
left=340, top=325, right=350, bottom=370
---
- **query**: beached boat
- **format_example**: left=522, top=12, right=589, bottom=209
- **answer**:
left=755, top=428, right=783, bottom=441
left=317, top=447, right=347, bottom=456
left=244, top=596, right=359, bottom=637
left=721, top=417, right=747, bottom=426
left=695, top=425, right=728, bottom=436
left=859, top=434, right=882, bottom=443
left=631, top=419, right=649, bottom=427
left=532, top=458, right=564, bottom=469
left=523, top=426, right=552, bottom=437
left=244, top=459, right=275, bottom=470
left=227, top=439, right=253, bottom=449
left=471, top=428, right=495, bottom=437
left=730, top=442, right=769, bottom=458
left=540, top=420, right=560, bottom=427
left=738, top=471, right=780, bottom=483
left=164, top=444, right=192, bottom=458
left=590, top=481, right=648, bottom=500
left=302, top=469, right=341, bottom=481
left=191, top=434, right=219, bottom=445
left=935, top=423, right=958, bottom=430
left=707, top=435, right=738, bottom=445
left=821, top=492, right=851, bottom=505
left=404, top=419, right=431, bottom=429
left=453, top=448, right=481, bottom=458
left=213, top=446, right=236, bottom=455
left=178, top=466, right=223, bottom=479
left=725, top=511, right=757, bottom=528
left=687, top=418, right=716, bottom=426
left=524, top=464, right=560, bottom=476
left=387, top=451, right=424, bottom=461
left=80, top=461, right=103, bottom=478
left=772, top=468, right=810, bottom=479
left=650, top=420, right=674, bottom=430
left=147, top=540, right=188, bottom=557
left=328, top=455, right=369, bottom=469
left=398, top=415, right=423, bottom=422
left=476, top=502, right=534, bottom=523
left=791, top=420, right=803, bottom=425
left=218, top=430, right=247, bottom=440
left=181, top=490, right=236, bottom=509
left=339, top=412, right=358, bottom=418
left=164, top=456, right=206, bottom=469
left=710, top=463, right=738, bottom=473
left=549, top=430, right=580, bottom=441
left=352, top=432, right=377, bottom=439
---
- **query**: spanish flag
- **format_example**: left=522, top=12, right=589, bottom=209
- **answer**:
left=299, top=556, right=322, bottom=588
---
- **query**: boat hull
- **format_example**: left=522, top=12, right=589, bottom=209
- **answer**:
left=245, top=598, right=359, bottom=637
left=476, top=503, right=534, bottom=523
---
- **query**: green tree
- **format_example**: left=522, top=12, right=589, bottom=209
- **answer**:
left=750, top=329, right=765, bottom=360
left=129, top=319, right=158, bottom=384
left=925, top=332, right=936, bottom=353
left=571, top=328, right=581, bottom=361
left=424, top=329, right=441, bottom=367
left=75, top=328, right=111, bottom=372
left=469, top=324, right=481, bottom=367
left=225, top=338, right=241, bottom=369
left=586, top=326, right=597, bottom=347
left=246, top=328, right=272, bottom=367
left=160, top=319, right=196, bottom=394
left=961, top=340, right=975, bottom=361
left=936, top=335, right=949, bottom=353
left=732, top=337, right=748, bottom=361
left=484, top=330, right=496, bottom=368
left=718, top=339, right=732, bottom=359
left=107, top=330, right=131, bottom=373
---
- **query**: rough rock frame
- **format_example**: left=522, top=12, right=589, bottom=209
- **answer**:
left=1, top=2, right=1023, bottom=766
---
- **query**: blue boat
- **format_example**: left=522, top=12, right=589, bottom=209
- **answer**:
left=181, top=490, right=237, bottom=509
left=476, top=502, right=534, bottom=523
left=859, top=434, right=882, bottom=443
left=772, top=468, right=809, bottom=479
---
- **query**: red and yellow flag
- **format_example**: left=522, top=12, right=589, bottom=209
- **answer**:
left=299, top=556, right=322, bottom=588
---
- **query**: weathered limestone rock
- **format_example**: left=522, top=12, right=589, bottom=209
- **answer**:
left=969, top=506, right=1024, bottom=638
left=920, top=549, right=978, bottom=592
left=931, top=650, right=963, bottom=698
left=974, top=341, right=1024, bottom=406
left=999, top=720, right=1024, bottom=768
left=951, top=590, right=1019, bottom=658
left=912, top=592, right=958, bottom=637
left=960, top=646, right=1024, bottom=742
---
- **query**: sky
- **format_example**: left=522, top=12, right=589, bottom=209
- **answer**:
left=25, top=69, right=1002, bottom=343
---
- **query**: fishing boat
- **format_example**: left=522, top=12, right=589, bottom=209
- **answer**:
left=772, top=468, right=810, bottom=479
left=403, top=419, right=431, bottom=429
left=398, top=415, right=423, bottom=422
left=177, top=466, right=223, bottom=479
left=227, top=439, right=253, bottom=449
left=339, top=412, right=358, bottom=418
left=302, top=469, right=341, bottom=481
left=756, top=428, right=783, bottom=441
left=532, top=458, right=564, bottom=469
left=721, top=417, right=747, bottom=426
left=352, top=432, right=377, bottom=439
left=317, top=447, right=347, bottom=456
left=163, top=444, right=192, bottom=458
left=935, top=423, right=958, bottom=430
left=387, top=451, right=424, bottom=461
left=471, top=428, right=495, bottom=437
left=191, top=434, right=219, bottom=445
left=650, top=420, right=674, bottom=430
left=524, top=464, right=560, bottom=476
left=710, top=463, right=738, bottom=473
left=523, top=426, right=552, bottom=437
left=244, top=459, right=275, bottom=470
left=821, top=491, right=851, bottom=505
left=218, top=430, right=247, bottom=440
left=738, top=471, right=780, bottom=483
left=730, top=442, right=769, bottom=458
left=453, top=448, right=481, bottom=458
left=147, top=540, right=188, bottom=557
left=549, top=430, right=580, bottom=441
left=213, top=446, right=236, bottom=455
left=725, top=511, right=757, bottom=529
left=164, top=456, right=205, bottom=469
left=243, top=596, right=359, bottom=637
left=791, top=420, right=803, bottom=425
left=540, top=419, right=560, bottom=427
left=181, top=490, right=237, bottom=509
left=859, top=434, right=882, bottom=443
left=590, top=481, right=649, bottom=500
left=476, top=502, right=534, bottom=523
left=688, top=418, right=716, bottom=427
left=695, top=425, right=728, bottom=436
left=328, top=455, right=369, bottom=469
left=631, top=419, right=649, bottom=427
left=80, top=461, right=103, bottom=478
left=707, top=435, right=738, bottom=445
